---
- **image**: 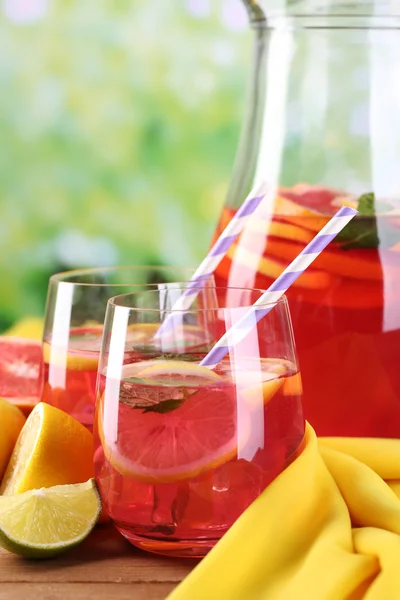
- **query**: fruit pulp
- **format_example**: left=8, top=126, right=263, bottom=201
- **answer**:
left=94, top=356, right=304, bottom=557
left=213, top=186, right=400, bottom=437
left=0, top=337, right=42, bottom=416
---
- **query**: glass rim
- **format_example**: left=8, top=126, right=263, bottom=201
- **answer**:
left=108, top=287, right=288, bottom=313
left=49, top=265, right=197, bottom=287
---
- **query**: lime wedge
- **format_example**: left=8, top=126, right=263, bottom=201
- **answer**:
left=0, top=478, right=101, bottom=558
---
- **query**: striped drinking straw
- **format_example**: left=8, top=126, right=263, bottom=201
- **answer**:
left=155, top=181, right=270, bottom=338
left=199, top=205, right=358, bottom=370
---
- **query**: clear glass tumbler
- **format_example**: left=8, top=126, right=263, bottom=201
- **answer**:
left=41, top=266, right=207, bottom=427
left=94, top=285, right=305, bottom=557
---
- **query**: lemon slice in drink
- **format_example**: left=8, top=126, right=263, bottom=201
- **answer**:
left=99, top=361, right=250, bottom=483
left=42, top=342, right=99, bottom=371
left=224, top=358, right=288, bottom=408
left=126, top=322, right=160, bottom=341
left=135, top=360, right=222, bottom=385
left=242, top=376, right=285, bottom=408
left=42, top=326, right=104, bottom=371
left=0, top=479, right=101, bottom=558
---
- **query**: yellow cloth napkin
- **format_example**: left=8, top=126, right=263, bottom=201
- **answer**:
left=168, top=423, right=400, bottom=600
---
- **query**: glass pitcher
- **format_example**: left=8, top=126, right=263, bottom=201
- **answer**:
left=213, top=0, right=400, bottom=437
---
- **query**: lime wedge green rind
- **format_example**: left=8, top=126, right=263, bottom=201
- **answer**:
left=0, top=479, right=101, bottom=559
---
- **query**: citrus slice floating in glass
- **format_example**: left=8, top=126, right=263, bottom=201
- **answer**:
left=43, top=326, right=103, bottom=371
left=225, top=358, right=289, bottom=408
left=242, top=376, right=285, bottom=408
left=99, top=360, right=250, bottom=483
left=127, top=322, right=214, bottom=355
left=0, top=479, right=101, bottom=558
left=126, top=322, right=160, bottom=342
left=135, top=360, right=221, bottom=386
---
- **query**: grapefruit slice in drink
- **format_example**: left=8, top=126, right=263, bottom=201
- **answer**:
left=0, top=337, right=42, bottom=416
left=99, top=361, right=250, bottom=483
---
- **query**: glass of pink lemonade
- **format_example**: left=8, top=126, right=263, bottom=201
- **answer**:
left=41, top=266, right=206, bottom=427
left=93, top=286, right=305, bottom=557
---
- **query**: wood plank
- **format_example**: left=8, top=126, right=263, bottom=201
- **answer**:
left=0, top=582, right=176, bottom=600
left=0, top=524, right=196, bottom=599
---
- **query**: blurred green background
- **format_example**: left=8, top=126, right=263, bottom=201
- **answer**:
left=0, top=0, right=249, bottom=330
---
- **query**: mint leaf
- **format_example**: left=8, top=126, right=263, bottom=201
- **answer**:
left=357, top=192, right=377, bottom=215
left=142, top=398, right=186, bottom=413
left=120, top=384, right=196, bottom=413
left=120, top=381, right=189, bottom=410
left=336, top=192, right=383, bottom=250
left=159, top=352, right=204, bottom=362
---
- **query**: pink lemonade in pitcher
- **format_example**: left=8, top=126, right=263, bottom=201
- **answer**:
left=94, top=355, right=304, bottom=557
left=218, top=1, right=400, bottom=437
left=213, top=185, right=400, bottom=437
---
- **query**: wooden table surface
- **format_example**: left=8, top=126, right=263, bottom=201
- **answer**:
left=0, top=524, right=197, bottom=600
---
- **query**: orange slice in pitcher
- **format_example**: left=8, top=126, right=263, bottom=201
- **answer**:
left=99, top=361, right=249, bottom=483
left=264, top=238, right=383, bottom=281
left=226, top=244, right=332, bottom=290
left=273, top=184, right=362, bottom=233
left=272, top=195, right=330, bottom=233
left=248, top=219, right=315, bottom=245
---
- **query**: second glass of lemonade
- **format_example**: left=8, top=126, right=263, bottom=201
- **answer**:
left=41, top=266, right=208, bottom=427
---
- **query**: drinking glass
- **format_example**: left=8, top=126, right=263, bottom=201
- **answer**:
left=94, top=286, right=305, bottom=557
left=41, top=266, right=210, bottom=427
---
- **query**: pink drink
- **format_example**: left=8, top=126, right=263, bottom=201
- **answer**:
left=214, top=191, right=400, bottom=437
left=94, top=355, right=304, bottom=557
left=42, top=326, right=103, bottom=427
left=41, top=324, right=208, bottom=427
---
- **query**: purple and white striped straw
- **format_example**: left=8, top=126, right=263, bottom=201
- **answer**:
left=155, top=181, right=270, bottom=338
left=199, top=205, right=358, bottom=369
